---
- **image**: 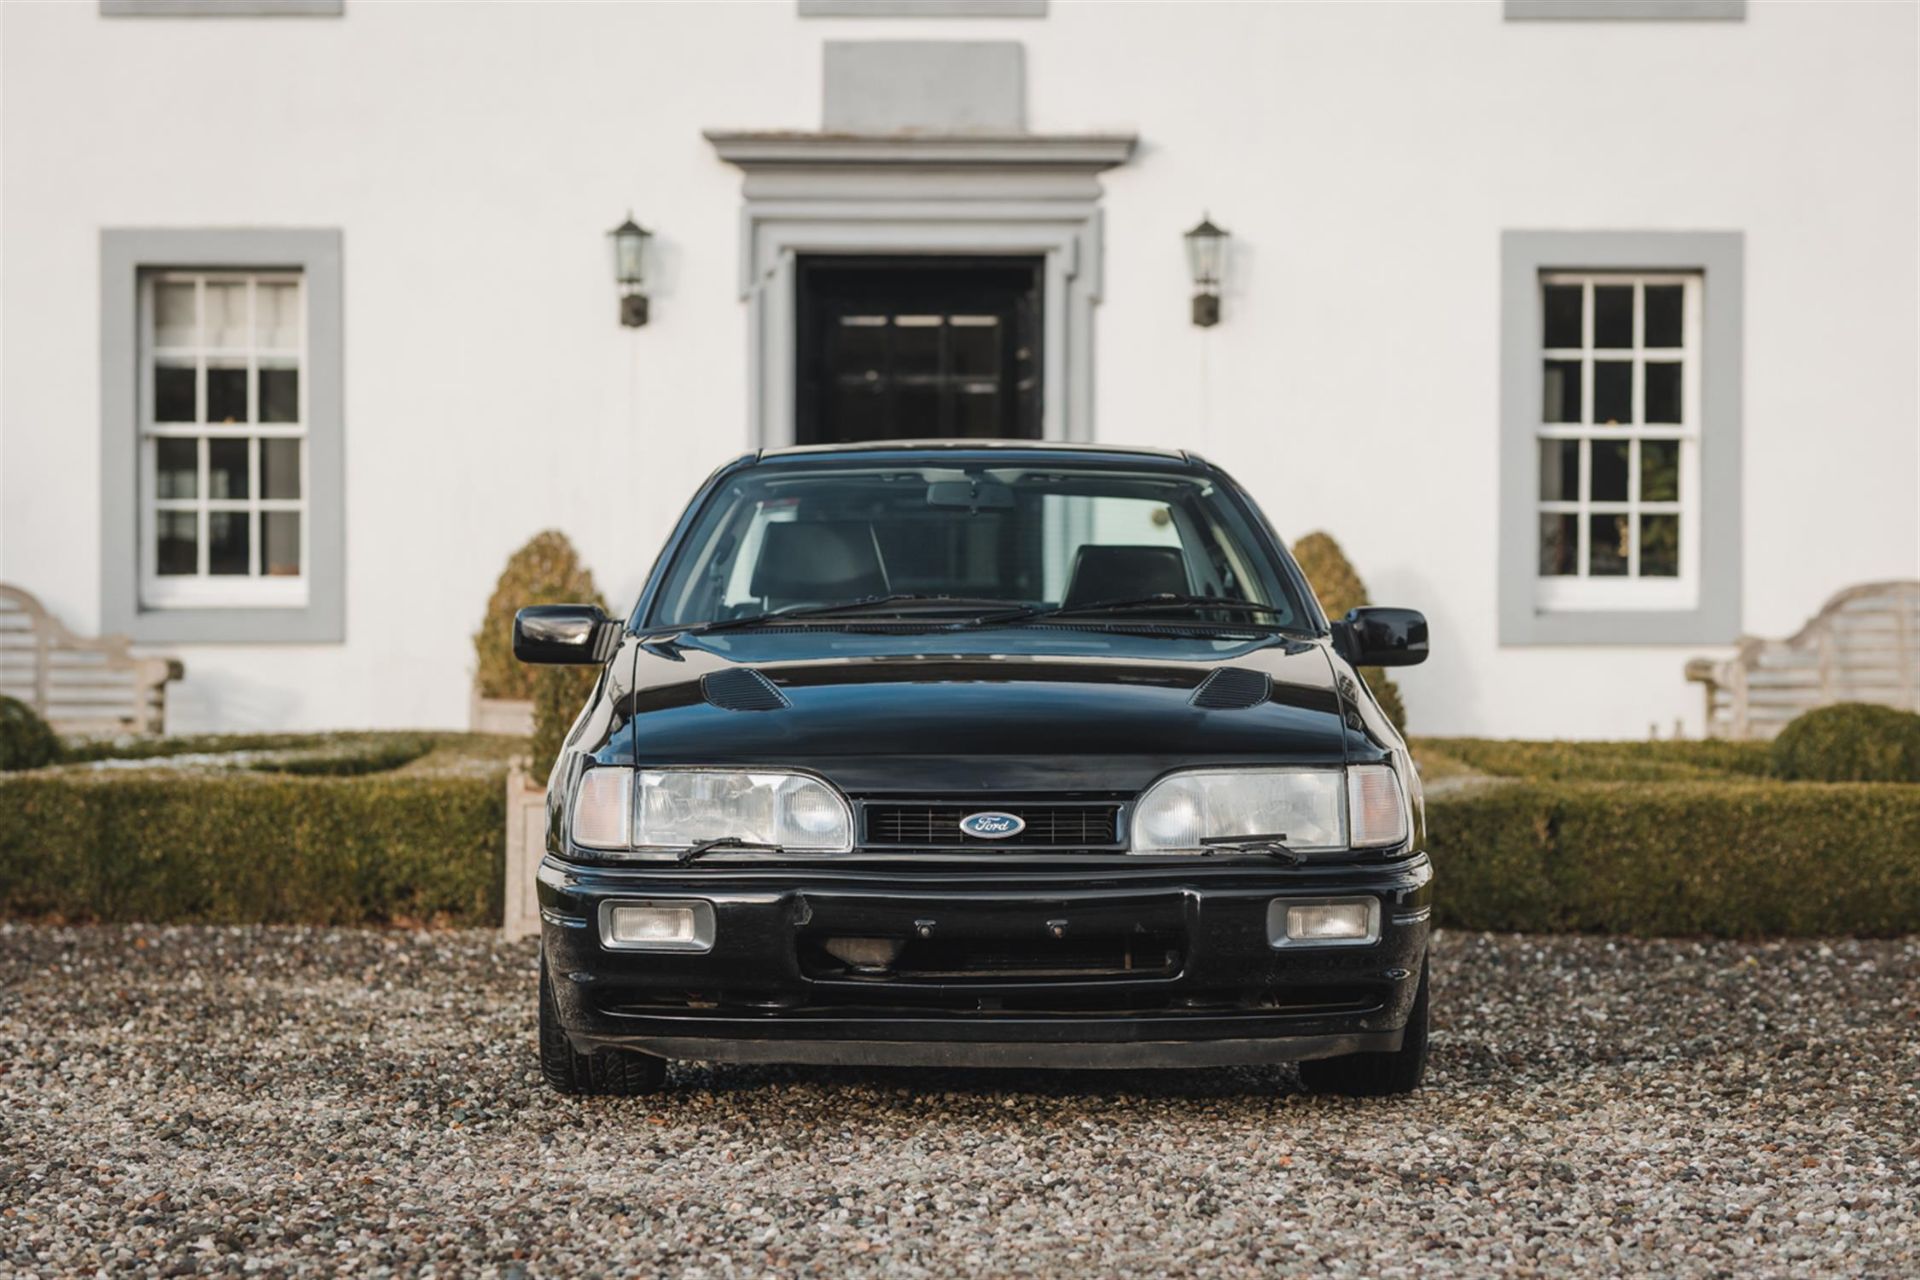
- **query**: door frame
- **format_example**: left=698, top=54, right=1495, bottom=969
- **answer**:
left=794, top=253, right=1046, bottom=445
left=707, top=132, right=1134, bottom=450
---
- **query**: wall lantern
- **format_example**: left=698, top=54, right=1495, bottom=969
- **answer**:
left=608, top=213, right=652, bottom=327
left=1184, top=215, right=1229, bottom=328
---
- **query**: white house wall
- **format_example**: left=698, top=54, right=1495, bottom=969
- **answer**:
left=1, top=0, right=1914, bottom=737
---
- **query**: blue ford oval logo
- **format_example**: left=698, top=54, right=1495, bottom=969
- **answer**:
left=959, top=811, right=1026, bottom=840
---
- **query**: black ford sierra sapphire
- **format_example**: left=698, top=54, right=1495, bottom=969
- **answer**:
left=516, top=442, right=1432, bottom=1096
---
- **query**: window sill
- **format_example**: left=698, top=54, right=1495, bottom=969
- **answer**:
left=117, top=602, right=342, bottom=645
left=1502, top=602, right=1737, bottom=647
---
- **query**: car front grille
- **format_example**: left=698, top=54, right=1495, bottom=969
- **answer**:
left=861, top=801, right=1124, bottom=850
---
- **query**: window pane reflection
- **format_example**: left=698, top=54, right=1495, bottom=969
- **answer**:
left=155, top=362, right=196, bottom=422
left=207, top=363, right=248, bottom=424
left=263, top=511, right=301, bottom=577
left=1644, top=285, right=1683, bottom=348
left=157, top=511, right=197, bottom=575
left=1641, top=440, right=1679, bottom=502
left=208, top=511, right=250, bottom=575
left=1539, top=513, right=1578, bottom=576
left=1589, top=514, right=1629, bottom=576
left=1543, top=284, right=1583, bottom=349
left=156, top=438, right=198, bottom=500
left=1593, top=361, right=1631, bottom=425
left=261, top=438, right=301, bottom=500
left=1640, top=515, right=1679, bottom=577
left=209, top=438, right=249, bottom=500
left=1591, top=440, right=1630, bottom=502
left=1644, top=362, right=1681, bottom=424
left=1593, top=286, right=1634, bottom=349
left=1543, top=360, right=1581, bottom=423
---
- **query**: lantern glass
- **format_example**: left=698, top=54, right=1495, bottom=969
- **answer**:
left=608, top=217, right=649, bottom=288
left=1184, top=217, right=1228, bottom=290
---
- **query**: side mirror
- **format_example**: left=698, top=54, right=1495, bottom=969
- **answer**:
left=513, top=604, right=617, bottom=665
left=1336, top=607, right=1428, bottom=668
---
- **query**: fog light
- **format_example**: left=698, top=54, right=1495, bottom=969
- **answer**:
left=1267, top=897, right=1379, bottom=947
left=600, top=900, right=714, bottom=952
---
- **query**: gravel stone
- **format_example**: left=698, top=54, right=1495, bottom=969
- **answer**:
left=2, top=924, right=1915, bottom=1277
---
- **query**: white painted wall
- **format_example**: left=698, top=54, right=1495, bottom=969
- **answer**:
left=2, top=0, right=1913, bottom=737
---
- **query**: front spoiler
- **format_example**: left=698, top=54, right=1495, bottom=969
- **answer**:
left=575, top=1029, right=1401, bottom=1069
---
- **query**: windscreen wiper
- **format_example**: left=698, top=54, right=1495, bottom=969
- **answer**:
left=680, top=594, right=1035, bottom=635
left=678, top=836, right=784, bottom=864
left=1198, top=833, right=1302, bottom=865
left=1034, top=594, right=1295, bottom=624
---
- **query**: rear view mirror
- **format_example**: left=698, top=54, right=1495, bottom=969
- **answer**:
left=513, top=604, right=617, bottom=665
left=926, top=479, right=1015, bottom=510
left=1337, top=607, right=1428, bottom=668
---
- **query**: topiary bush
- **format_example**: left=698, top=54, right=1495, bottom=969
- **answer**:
left=0, top=695, right=61, bottom=772
left=473, top=530, right=606, bottom=703
left=1770, top=702, right=1920, bottom=783
left=1291, top=531, right=1406, bottom=731
left=530, top=665, right=602, bottom=783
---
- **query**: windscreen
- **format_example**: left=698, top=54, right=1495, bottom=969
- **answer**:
left=647, top=463, right=1303, bottom=630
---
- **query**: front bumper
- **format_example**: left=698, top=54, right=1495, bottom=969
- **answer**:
left=538, top=854, right=1433, bottom=1070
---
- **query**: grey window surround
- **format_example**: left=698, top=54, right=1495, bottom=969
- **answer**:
left=1499, top=230, right=1743, bottom=647
left=705, top=131, right=1134, bottom=450
left=801, top=1, right=1046, bottom=16
left=102, top=0, right=342, bottom=15
left=101, top=228, right=344, bottom=645
left=1505, top=1, right=1744, bottom=19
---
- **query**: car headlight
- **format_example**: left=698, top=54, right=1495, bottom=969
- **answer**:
left=571, top=766, right=854, bottom=853
left=1129, top=765, right=1407, bottom=855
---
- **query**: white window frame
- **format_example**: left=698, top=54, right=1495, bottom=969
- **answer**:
left=1534, top=271, right=1702, bottom=614
left=138, top=271, right=310, bottom=610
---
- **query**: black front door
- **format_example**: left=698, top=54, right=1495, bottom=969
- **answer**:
left=796, top=256, right=1043, bottom=445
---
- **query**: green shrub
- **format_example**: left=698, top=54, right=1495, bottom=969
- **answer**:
left=0, top=768, right=504, bottom=926
left=1426, top=779, right=1920, bottom=937
left=1291, top=531, right=1405, bottom=732
left=472, top=530, right=606, bottom=702
left=0, top=696, right=61, bottom=772
left=1417, top=737, right=1773, bottom=783
left=1770, top=702, right=1920, bottom=783
left=529, top=665, right=601, bottom=782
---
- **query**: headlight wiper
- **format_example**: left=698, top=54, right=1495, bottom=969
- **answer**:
left=678, top=836, right=785, bottom=864
left=1198, top=833, right=1302, bottom=865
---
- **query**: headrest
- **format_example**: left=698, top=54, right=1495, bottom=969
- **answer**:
left=749, top=520, right=889, bottom=602
left=1062, top=544, right=1190, bottom=610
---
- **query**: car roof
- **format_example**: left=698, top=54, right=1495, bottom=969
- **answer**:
left=756, top=439, right=1200, bottom=466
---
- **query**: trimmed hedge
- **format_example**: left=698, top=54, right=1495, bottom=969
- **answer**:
left=1426, top=780, right=1920, bottom=937
left=1771, top=702, right=1920, bottom=783
left=1417, top=737, right=1772, bottom=783
left=0, top=771, right=503, bottom=926
left=0, top=734, right=517, bottom=925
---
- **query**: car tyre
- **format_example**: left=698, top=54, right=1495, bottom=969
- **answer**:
left=539, top=951, right=667, bottom=1096
left=1297, top=956, right=1429, bottom=1097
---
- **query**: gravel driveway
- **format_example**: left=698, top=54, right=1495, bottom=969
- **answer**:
left=3, top=925, right=1915, bottom=1278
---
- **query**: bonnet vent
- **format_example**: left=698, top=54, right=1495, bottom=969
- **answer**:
left=701, top=668, right=790, bottom=712
left=1190, top=667, right=1272, bottom=710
